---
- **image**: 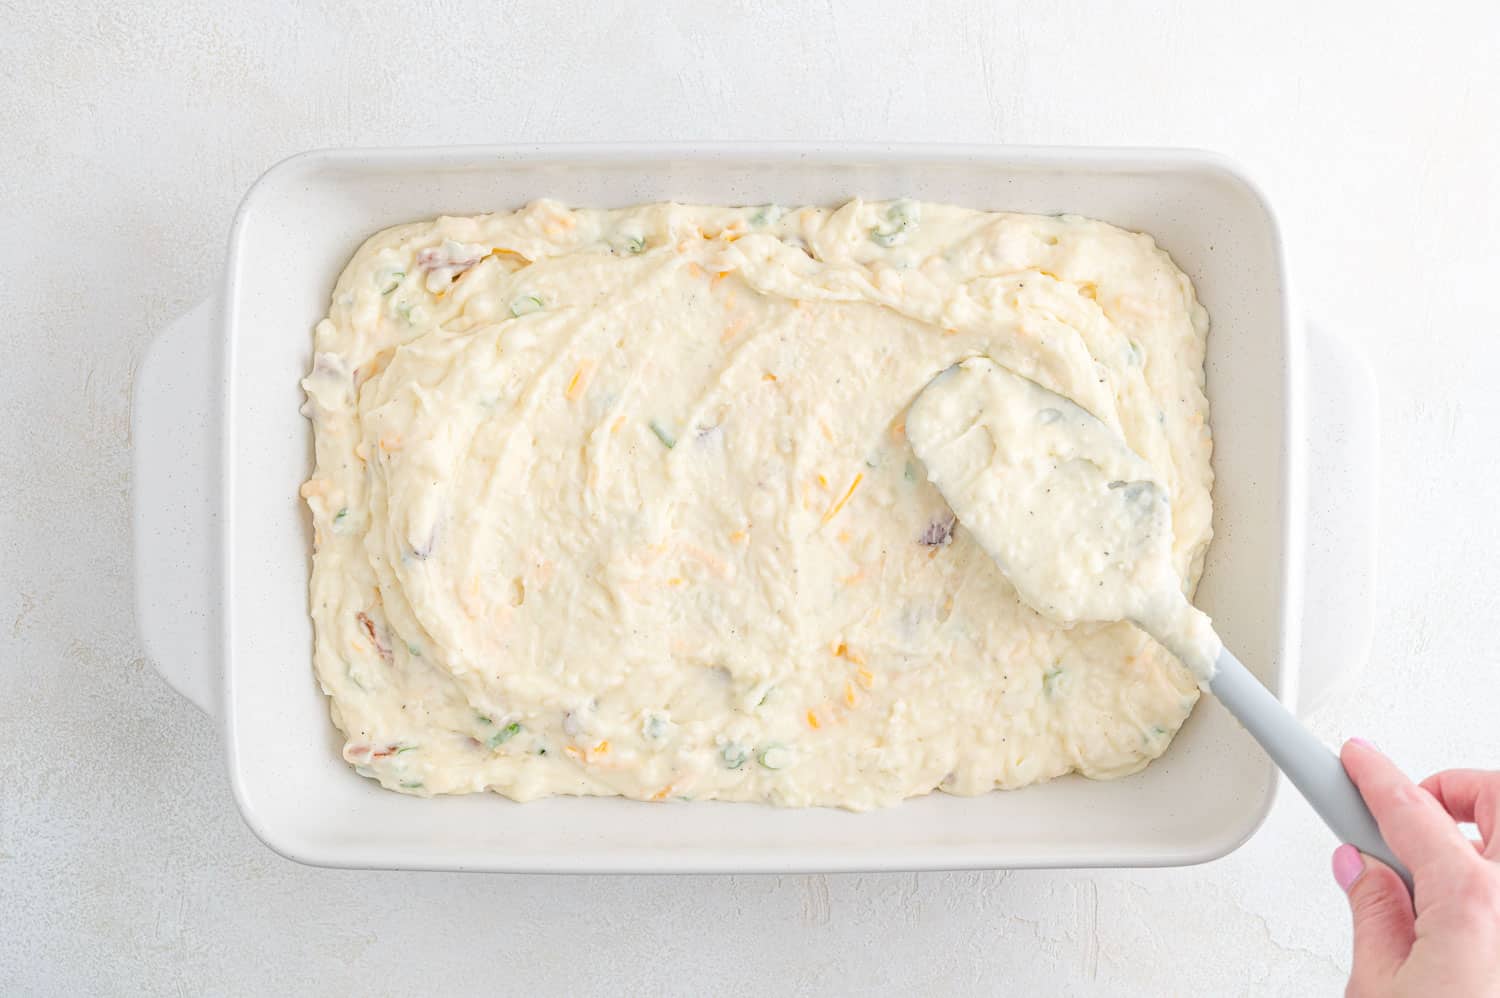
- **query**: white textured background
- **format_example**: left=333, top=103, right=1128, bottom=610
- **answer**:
left=4, top=1, right=1497, bottom=994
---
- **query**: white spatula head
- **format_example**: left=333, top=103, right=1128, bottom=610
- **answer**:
left=908, top=359, right=1178, bottom=624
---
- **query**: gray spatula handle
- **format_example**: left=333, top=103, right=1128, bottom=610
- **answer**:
left=1209, top=647, right=1413, bottom=892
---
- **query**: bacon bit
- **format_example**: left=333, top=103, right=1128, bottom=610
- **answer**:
left=650, top=784, right=674, bottom=802
left=566, top=361, right=594, bottom=401
left=806, top=709, right=821, bottom=730
left=371, top=744, right=401, bottom=758
left=355, top=611, right=393, bottom=663
left=729, top=530, right=748, bottom=544
left=821, top=472, right=864, bottom=525
left=345, top=744, right=372, bottom=762
left=919, top=515, right=956, bottom=547
left=856, top=667, right=875, bottom=690
left=844, top=683, right=858, bottom=707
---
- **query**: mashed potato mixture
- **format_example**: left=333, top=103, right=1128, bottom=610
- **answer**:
left=299, top=199, right=1214, bottom=809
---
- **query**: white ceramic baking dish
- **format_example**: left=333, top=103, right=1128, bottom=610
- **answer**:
left=132, top=145, right=1378, bottom=873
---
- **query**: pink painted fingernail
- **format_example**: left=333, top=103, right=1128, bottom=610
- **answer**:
left=1333, top=844, right=1365, bottom=892
left=1349, top=737, right=1378, bottom=751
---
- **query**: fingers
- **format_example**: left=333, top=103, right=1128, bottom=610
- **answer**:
left=1340, top=740, right=1475, bottom=878
left=1334, top=844, right=1416, bottom=989
left=1418, top=769, right=1500, bottom=857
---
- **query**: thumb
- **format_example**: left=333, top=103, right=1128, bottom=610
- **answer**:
left=1334, top=844, right=1416, bottom=987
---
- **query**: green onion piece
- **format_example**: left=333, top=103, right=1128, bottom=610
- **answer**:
left=396, top=745, right=417, bottom=754
left=488, top=722, right=523, bottom=749
left=622, top=235, right=645, bottom=254
left=399, top=780, right=424, bottom=789
left=758, top=743, right=791, bottom=770
left=1043, top=668, right=1064, bottom=697
left=903, top=462, right=917, bottom=483
left=721, top=743, right=749, bottom=770
left=749, top=204, right=782, bottom=227
left=649, top=420, right=677, bottom=449
left=379, top=271, right=404, bottom=295
left=475, top=713, right=494, bottom=726
left=511, top=295, right=545, bottom=317
left=870, top=200, right=919, bottom=247
left=334, top=507, right=349, bottom=522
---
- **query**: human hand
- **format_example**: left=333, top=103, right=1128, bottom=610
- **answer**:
left=1335, top=739, right=1500, bottom=997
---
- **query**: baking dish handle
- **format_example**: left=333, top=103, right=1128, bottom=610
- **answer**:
left=132, top=298, right=221, bottom=718
left=1297, top=321, right=1379, bottom=716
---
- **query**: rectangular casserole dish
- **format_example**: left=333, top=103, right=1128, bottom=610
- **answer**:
left=132, top=145, right=1377, bottom=873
